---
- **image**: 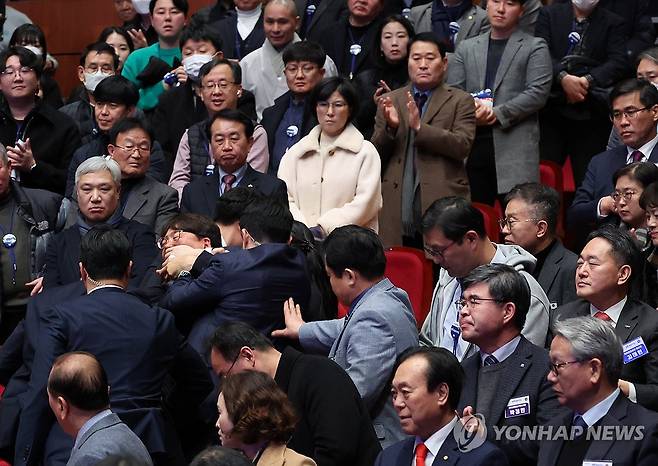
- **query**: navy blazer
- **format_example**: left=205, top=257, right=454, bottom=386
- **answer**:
left=42, top=217, right=158, bottom=290
left=567, top=144, right=658, bottom=228
left=13, top=287, right=213, bottom=466
left=161, top=244, right=310, bottom=353
left=374, top=433, right=509, bottom=466
left=180, top=164, right=288, bottom=218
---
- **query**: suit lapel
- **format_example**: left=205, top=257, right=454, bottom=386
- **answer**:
left=615, top=300, right=640, bottom=343
left=422, top=85, right=454, bottom=124
left=122, top=178, right=149, bottom=220
left=202, top=173, right=220, bottom=217
left=648, top=143, right=658, bottom=163
left=238, top=165, right=259, bottom=190
left=537, top=243, right=562, bottom=299
left=432, top=435, right=460, bottom=466
left=309, top=0, right=330, bottom=31
left=488, top=338, right=532, bottom=425
left=493, top=31, right=524, bottom=93
left=472, top=35, right=489, bottom=91
left=539, top=414, right=571, bottom=466
left=584, top=395, right=628, bottom=460
left=459, top=354, right=480, bottom=411
left=65, top=228, right=82, bottom=279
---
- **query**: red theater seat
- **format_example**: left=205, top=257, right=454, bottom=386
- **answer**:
left=472, top=202, right=501, bottom=243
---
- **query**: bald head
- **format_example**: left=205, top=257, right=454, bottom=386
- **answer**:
left=264, top=0, right=297, bottom=16
left=48, top=352, right=110, bottom=412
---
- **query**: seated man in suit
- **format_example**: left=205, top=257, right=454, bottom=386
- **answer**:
left=502, top=183, right=578, bottom=310
left=377, top=347, right=507, bottom=466
left=419, top=197, right=550, bottom=358
left=180, top=109, right=286, bottom=218
left=458, top=263, right=566, bottom=465
left=47, top=352, right=153, bottom=466
left=169, top=59, right=269, bottom=198
left=569, top=79, right=658, bottom=237
left=273, top=225, right=419, bottom=448
left=554, top=225, right=658, bottom=411
left=540, top=316, right=658, bottom=465
left=209, top=322, right=382, bottom=466
left=42, top=157, right=158, bottom=290
left=14, top=227, right=213, bottom=466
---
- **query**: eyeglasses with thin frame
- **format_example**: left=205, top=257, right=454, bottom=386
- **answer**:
left=114, top=144, right=151, bottom=155
left=454, top=296, right=504, bottom=311
left=610, top=107, right=649, bottom=122
left=201, top=80, right=235, bottom=92
left=549, top=360, right=582, bottom=376
left=284, top=64, right=319, bottom=76
left=610, top=190, right=638, bottom=202
left=423, top=241, right=455, bottom=259
left=498, top=217, right=541, bottom=231
left=1, top=66, right=34, bottom=78
left=157, top=229, right=185, bottom=249
left=317, top=100, right=348, bottom=111
left=224, top=352, right=241, bottom=377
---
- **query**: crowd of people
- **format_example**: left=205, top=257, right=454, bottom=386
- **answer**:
left=0, top=0, right=658, bottom=465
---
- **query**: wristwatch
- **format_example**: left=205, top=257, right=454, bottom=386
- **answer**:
left=177, top=270, right=191, bottom=279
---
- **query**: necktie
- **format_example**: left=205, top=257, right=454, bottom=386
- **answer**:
left=594, top=311, right=611, bottom=322
left=483, top=355, right=499, bottom=366
left=414, top=92, right=428, bottom=116
left=572, top=415, right=588, bottom=438
left=222, top=174, right=236, bottom=192
left=631, top=150, right=644, bottom=163
left=415, top=442, right=428, bottom=466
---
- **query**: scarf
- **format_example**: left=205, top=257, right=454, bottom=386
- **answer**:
left=431, top=0, right=472, bottom=51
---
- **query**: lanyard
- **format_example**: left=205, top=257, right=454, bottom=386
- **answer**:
left=0, top=203, right=18, bottom=285
left=347, top=28, right=365, bottom=80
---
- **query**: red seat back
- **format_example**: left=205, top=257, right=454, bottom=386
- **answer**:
left=540, top=160, right=566, bottom=239
left=472, top=202, right=501, bottom=243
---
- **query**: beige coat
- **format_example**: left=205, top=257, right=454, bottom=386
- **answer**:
left=257, top=443, right=317, bottom=466
left=278, top=123, right=382, bottom=235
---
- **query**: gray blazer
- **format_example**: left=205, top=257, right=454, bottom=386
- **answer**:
left=67, top=412, right=153, bottom=466
left=409, top=3, right=489, bottom=48
left=299, top=278, right=419, bottom=449
left=446, top=29, right=553, bottom=193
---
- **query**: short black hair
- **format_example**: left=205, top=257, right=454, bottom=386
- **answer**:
left=9, top=23, right=48, bottom=58
left=408, top=32, right=447, bottom=58
left=239, top=197, right=293, bottom=244
left=190, top=447, right=252, bottom=466
left=108, top=116, right=153, bottom=146
left=504, top=183, right=560, bottom=235
left=80, top=226, right=132, bottom=280
left=149, top=0, right=189, bottom=15
left=47, top=351, right=110, bottom=411
left=586, top=225, right=640, bottom=285
left=421, top=196, right=486, bottom=241
left=97, top=26, right=135, bottom=53
left=612, top=161, right=658, bottom=189
left=199, top=57, right=242, bottom=84
left=0, top=45, right=43, bottom=78
left=214, top=186, right=263, bottom=225
left=640, top=182, right=658, bottom=210
left=310, top=76, right=360, bottom=122
left=79, top=41, right=119, bottom=69
left=209, top=322, right=274, bottom=362
left=323, top=225, right=386, bottom=280
left=461, top=263, right=531, bottom=331
left=208, top=109, right=255, bottom=139
left=160, top=213, right=222, bottom=247
left=395, top=347, right=464, bottom=410
left=609, top=78, right=658, bottom=112
left=93, top=75, right=139, bottom=107
left=282, top=41, right=326, bottom=67
left=180, top=24, right=223, bottom=52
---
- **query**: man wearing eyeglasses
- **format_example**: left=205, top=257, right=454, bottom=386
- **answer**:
left=457, top=263, right=565, bottom=466
left=569, top=78, right=658, bottom=243
left=540, top=315, right=658, bottom=466
left=553, top=225, right=658, bottom=411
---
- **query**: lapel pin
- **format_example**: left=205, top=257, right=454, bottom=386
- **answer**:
left=468, top=16, right=473, bottom=20
left=247, top=184, right=254, bottom=188
left=520, top=363, right=525, bottom=368
left=443, top=456, right=448, bottom=460
left=625, top=325, right=631, bottom=328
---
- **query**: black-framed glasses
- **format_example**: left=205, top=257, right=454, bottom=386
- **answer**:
left=610, top=107, right=649, bottom=122
left=454, top=296, right=504, bottom=310
left=157, top=230, right=184, bottom=249
left=498, top=217, right=541, bottom=231
left=610, top=190, right=638, bottom=202
left=423, top=241, right=455, bottom=259
left=550, top=360, right=582, bottom=376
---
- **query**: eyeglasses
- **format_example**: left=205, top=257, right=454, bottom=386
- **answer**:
left=610, top=107, right=649, bottom=122
left=549, top=360, right=582, bottom=376
left=1, top=66, right=34, bottom=78
left=224, top=352, right=241, bottom=377
left=114, top=144, right=151, bottom=155
left=317, top=100, right=348, bottom=111
left=454, top=296, right=504, bottom=311
left=284, top=64, right=319, bottom=75
left=498, top=217, right=540, bottom=231
left=201, top=80, right=235, bottom=92
left=157, top=230, right=186, bottom=249
left=610, top=190, right=638, bottom=202
left=423, top=241, right=455, bottom=259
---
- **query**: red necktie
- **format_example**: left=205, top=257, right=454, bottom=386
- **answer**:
left=631, top=150, right=643, bottom=163
left=415, top=442, right=428, bottom=466
left=594, top=311, right=611, bottom=321
left=222, top=174, right=236, bottom=192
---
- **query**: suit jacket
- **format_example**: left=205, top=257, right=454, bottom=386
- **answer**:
left=67, top=412, right=153, bottom=466
left=257, top=443, right=316, bottom=466
left=299, top=278, right=419, bottom=449
left=294, top=0, right=347, bottom=39
left=180, top=164, right=288, bottom=218
left=567, top=144, right=658, bottom=229
left=410, top=3, right=490, bottom=48
left=535, top=240, right=578, bottom=311
left=459, top=336, right=568, bottom=465
left=371, top=84, right=476, bottom=246
left=537, top=393, right=658, bottom=466
left=161, top=245, right=311, bottom=354
left=13, top=287, right=213, bottom=466
left=211, top=10, right=265, bottom=60
left=275, top=347, right=381, bottom=466
left=554, top=298, right=658, bottom=411
left=375, top=433, right=509, bottom=466
left=446, top=30, right=552, bottom=193
left=42, top=217, right=159, bottom=289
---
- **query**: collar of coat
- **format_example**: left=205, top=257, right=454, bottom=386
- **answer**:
left=293, top=123, right=365, bottom=157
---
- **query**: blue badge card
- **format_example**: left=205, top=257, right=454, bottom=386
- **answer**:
left=504, top=395, right=530, bottom=419
left=623, top=337, right=649, bottom=364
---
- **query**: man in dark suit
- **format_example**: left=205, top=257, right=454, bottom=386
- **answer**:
left=554, top=225, right=658, bottom=411
left=502, top=183, right=577, bottom=311
left=209, top=0, right=265, bottom=60
left=180, top=109, right=287, bottom=218
left=295, top=0, right=347, bottom=39
left=376, top=346, right=508, bottom=466
left=457, top=263, right=567, bottom=465
left=14, top=227, right=213, bottom=466
left=209, top=322, right=382, bottom=466
left=568, top=79, right=658, bottom=234
left=43, top=157, right=158, bottom=290
left=540, top=315, right=658, bottom=465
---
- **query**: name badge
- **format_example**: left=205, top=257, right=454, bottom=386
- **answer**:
left=623, top=337, right=649, bottom=364
left=505, top=395, right=530, bottom=419
left=349, top=44, right=362, bottom=56
left=582, top=462, right=612, bottom=466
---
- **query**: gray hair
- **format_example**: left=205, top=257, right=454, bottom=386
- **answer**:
left=638, top=47, right=658, bottom=66
left=75, top=156, right=121, bottom=187
left=553, top=316, right=623, bottom=385
left=0, top=143, right=7, bottom=166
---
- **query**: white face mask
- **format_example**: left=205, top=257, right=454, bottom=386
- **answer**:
left=132, top=0, right=151, bottom=15
left=22, top=45, right=43, bottom=59
left=84, top=70, right=112, bottom=92
left=182, top=54, right=214, bottom=81
left=572, top=0, right=599, bottom=12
